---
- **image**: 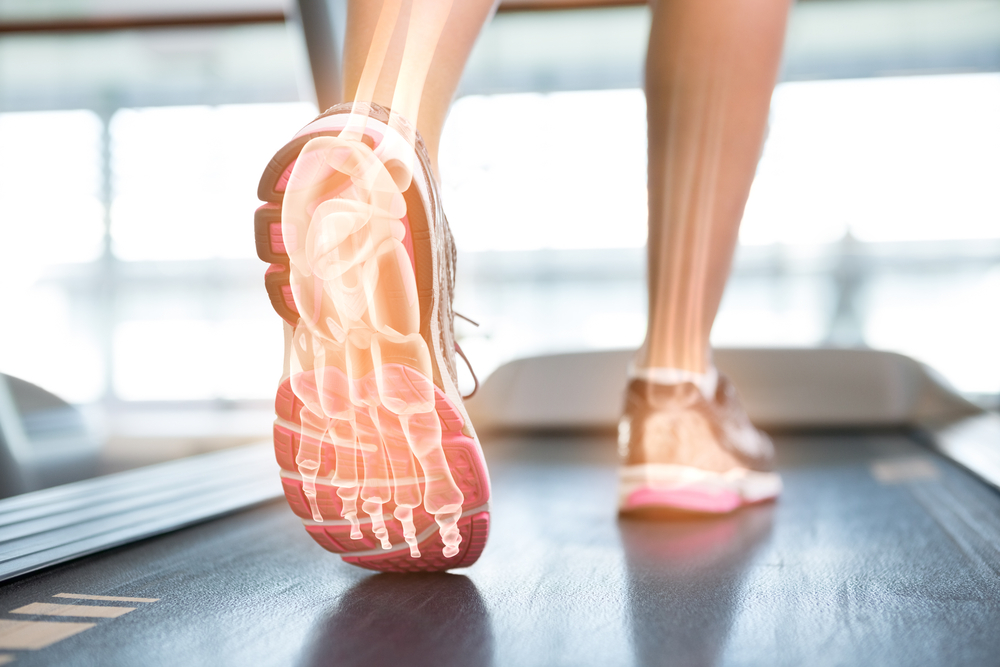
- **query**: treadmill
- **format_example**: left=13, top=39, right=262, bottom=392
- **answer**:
left=0, top=347, right=998, bottom=666
left=2, top=1, right=999, bottom=664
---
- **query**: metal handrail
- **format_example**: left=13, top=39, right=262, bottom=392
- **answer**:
left=0, top=0, right=650, bottom=35
left=0, top=11, right=287, bottom=34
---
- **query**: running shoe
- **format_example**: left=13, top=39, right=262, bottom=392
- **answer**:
left=617, top=374, right=781, bottom=514
left=255, top=102, right=490, bottom=572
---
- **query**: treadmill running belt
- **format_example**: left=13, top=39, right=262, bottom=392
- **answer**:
left=0, top=431, right=998, bottom=666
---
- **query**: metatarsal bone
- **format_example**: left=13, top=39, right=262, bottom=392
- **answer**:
left=370, top=342, right=434, bottom=415
left=346, top=339, right=378, bottom=410
left=310, top=336, right=353, bottom=420
left=384, top=419, right=422, bottom=509
left=317, top=364, right=352, bottom=420
left=288, top=323, right=352, bottom=420
left=289, top=325, right=322, bottom=417
left=329, top=417, right=359, bottom=486
left=356, top=406, right=392, bottom=500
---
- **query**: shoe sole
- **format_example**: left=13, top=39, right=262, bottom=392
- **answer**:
left=618, top=463, right=782, bottom=514
left=256, top=105, right=491, bottom=572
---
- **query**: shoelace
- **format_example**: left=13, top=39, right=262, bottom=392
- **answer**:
left=454, top=311, right=479, bottom=399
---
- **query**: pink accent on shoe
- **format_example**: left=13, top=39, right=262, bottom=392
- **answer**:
left=623, top=486, right=744, bottom=514
left=269, top=222, right=285, bottom=254
left=275, top=162, right=295, bottom=194
left=275, top=377, right=305, bottom=419
left=281, top=284, right=296, bottom=315
left=435, top=393, right=466, bottom=436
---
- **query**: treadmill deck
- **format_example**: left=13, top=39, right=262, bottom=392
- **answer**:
left=1, top=431, right=998, bottom=666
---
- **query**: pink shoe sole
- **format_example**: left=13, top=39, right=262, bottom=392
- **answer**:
left=618, top=464, right=782, bottom=515
left=621, top=487, right=745, bottom=514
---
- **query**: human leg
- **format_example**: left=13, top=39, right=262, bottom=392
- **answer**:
left=618, top=0, right=790, bottom=514
left=342, top=0, right=498, bottom=173
left=256, top=1, right=495, bottom=570
left=639, top=0, right=790, bottom=376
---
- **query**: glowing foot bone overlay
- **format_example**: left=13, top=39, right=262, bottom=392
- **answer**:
left=282, top=130, right=465, bottom=560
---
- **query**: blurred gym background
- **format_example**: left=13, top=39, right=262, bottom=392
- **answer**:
left=1, top=0, right=998, bottom=473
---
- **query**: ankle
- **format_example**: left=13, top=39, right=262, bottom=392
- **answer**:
left=628, top=363, right=719, bottom=402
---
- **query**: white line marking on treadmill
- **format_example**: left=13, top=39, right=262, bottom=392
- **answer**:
left=10, top=603, right=135, bottom=619
left=0, top=620, right=95, bottom=650
left=54, top=593, right=158, bottom=603
left=0, top=593, right=159, bottom=659
left=871, top=457, right=939, bottom=484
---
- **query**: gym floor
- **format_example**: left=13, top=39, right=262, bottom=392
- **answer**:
left=0, top=430, right=998, bottom=667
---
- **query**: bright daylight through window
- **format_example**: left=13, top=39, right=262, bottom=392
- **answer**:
left=1, top=72, right=999, bottom=404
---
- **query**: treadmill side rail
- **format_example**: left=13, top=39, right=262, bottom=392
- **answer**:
left=0, top=443, right=280, bottom=583
left=929, top=412, right=1000, bottom=493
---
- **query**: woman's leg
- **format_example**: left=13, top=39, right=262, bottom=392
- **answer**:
left=638, top=0, right=790, bottom=380
left=261, top=1, right=497, bottom=570
left=342, top=0, right=498, bottom=174
left=618, top=0, right=790, bottom=514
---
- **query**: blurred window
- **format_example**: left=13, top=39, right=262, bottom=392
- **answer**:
left=0, top=0, right=998, bottom=419
left=442, top=74, right=1000, bottom=396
